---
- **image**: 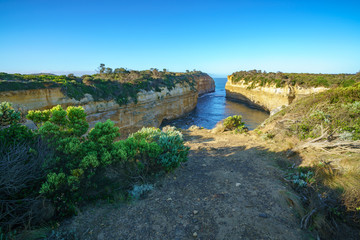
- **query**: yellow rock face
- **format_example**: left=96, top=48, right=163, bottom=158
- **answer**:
left=225, top=76, right=328, bottom=112
left=0, top=84, right=197, bottom=135
left=0, top=75, right=216, bottom=135
left=196, top=74, right=215, bottom=95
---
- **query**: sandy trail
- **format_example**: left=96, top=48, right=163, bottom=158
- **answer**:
left=60, top=129, right=309, bottom=240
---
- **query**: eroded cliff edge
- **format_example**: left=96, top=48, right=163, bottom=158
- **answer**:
left=225, top=75, right=328, bottom=112
left=0, top=74, right=215, bottom=135
left=196, top=73, right=215, bottom=95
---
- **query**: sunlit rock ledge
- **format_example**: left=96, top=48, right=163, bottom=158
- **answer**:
left=0, top=74, right=216, bottom=135
left=225, top=75, right=328, bottom=112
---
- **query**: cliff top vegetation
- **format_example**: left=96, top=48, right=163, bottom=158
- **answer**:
left=0, top=64, right=209, bottom=105
left=257, top=83, right=360, bottom=234
left=230, top=70, right=360, bottom=88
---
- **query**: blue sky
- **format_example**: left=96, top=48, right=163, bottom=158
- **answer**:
left=1, top=0, right=360, bottom=77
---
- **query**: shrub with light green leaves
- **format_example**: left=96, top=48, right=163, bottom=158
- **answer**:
left=223, top=115, right=247, bottom=133
left=0, top=102, right=34, bottom=144
left=0, top=102, right=21, bottom=126
left=27, top=105, right=122, bottom=215
left=128, top=126, right=189, bottom=173
left=27, top=106, right=189, bottom=216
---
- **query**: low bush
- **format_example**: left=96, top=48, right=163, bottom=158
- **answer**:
left=223, top=115, right=247, bottom=133
left=128, top=126, right=189, bottom=173
left=27, top=105, right=188, bottom=217
left=1, top=103, right=190, bottom=233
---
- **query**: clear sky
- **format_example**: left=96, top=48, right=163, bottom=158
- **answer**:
left=1, top=0, right=360, bottom=77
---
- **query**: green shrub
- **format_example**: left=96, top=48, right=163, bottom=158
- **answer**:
left=285, top=167, right=315, bottom=188
left=128, top=126, right=189, bottom=173
left=28, top=106, right=119, bottom=215
left=223, top=115, right=247, bottom=133
left=0, top=102, right=34, bottom=145
left=26, top=106, right=189, bottom=216
left=0, top=102, right=21, bottom=126
left=1, top=103, right=190, bottom=229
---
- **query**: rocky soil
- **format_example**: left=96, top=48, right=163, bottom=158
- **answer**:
left=53, top=129, right=312, bottom=240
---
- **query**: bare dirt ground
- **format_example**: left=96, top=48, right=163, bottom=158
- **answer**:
left=56, top=129, right=312, bottom=240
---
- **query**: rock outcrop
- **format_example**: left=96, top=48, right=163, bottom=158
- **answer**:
left=225, top=75, right=328, bottom=112
left=0, top=75, right=215, bottom=135
left=0, top=85, right=196, bottom=135
left=196, top=74, right=215, bottom=95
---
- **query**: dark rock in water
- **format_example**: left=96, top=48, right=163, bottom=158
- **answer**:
left=258, top=213, right=269, bottom=218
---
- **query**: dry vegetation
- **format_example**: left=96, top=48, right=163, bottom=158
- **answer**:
left=256, top=83, right=360, bottom=237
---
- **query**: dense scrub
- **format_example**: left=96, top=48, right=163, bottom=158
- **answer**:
left=0, top=102, right=189, bottom=234
left=230, top=70, right=360, bottom=88
left=0, top=65, right=208, bottom=105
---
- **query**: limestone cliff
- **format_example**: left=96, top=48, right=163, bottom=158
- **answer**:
left=0, top=84, right=198, bottom=135
left=225, top=75, right=328, bottom=112
left=196, top=73, right=215, bottom=95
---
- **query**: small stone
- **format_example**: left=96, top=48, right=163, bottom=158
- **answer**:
left=173, top=177, right=177, bottom=180
left=236, top=183, right=241, bottom=187
left=193, top=210, right=198, bottom=215
left=232, top=208, right=235, bottom=212
left=258, top=213, right=269, bottom=218
left=193, top=232, right=198, bottom=237
left=167, top=197, right=172, bottom=201
left=202, top=164, right=207, bottom=167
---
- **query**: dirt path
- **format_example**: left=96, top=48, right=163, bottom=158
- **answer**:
left=58, top=129, right=310, bottom=240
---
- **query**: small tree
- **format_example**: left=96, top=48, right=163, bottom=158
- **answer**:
left=98, top=63, right=106, bottom=74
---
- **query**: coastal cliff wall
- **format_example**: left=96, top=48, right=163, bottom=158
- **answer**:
left=196, top=74, right=215, bottom=95
left=225, top=76, right=328, bottom=112
left=0, top=84, right=198, bottom=135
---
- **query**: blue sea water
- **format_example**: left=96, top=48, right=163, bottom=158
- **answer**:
left=161, top=78, right=269, bottom=130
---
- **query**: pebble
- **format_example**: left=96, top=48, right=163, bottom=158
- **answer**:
left=193, top=210, right=198, bottom=215
left=258, top=213, right=269, bottom=218
left=202, top=164, right=207, bottom=167
left=236, top=183, right=241, bottom=187
left=167, top=197, right=172, bottom=201
left=193, top=232, right=198, bottom=237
